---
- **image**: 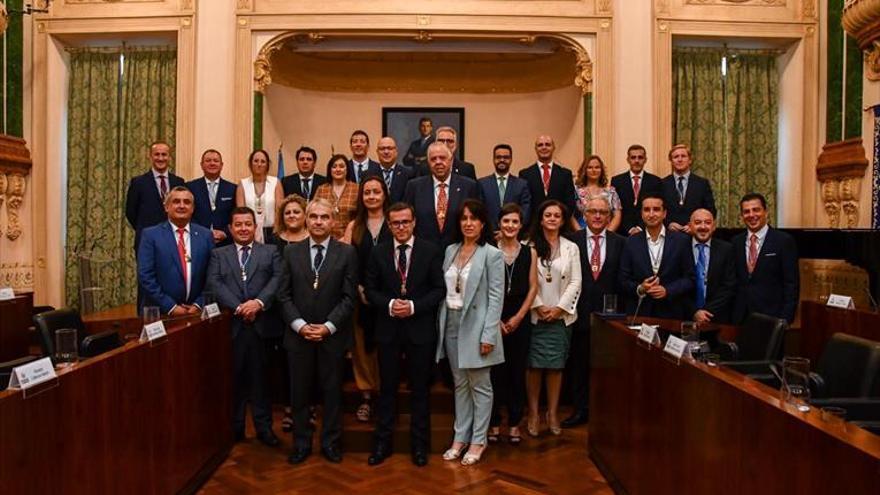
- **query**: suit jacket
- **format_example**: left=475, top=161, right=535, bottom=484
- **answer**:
left=416, top=157, right=477, bottom=181
left=732, top=227, right=799, bottom=324
left=519, top=162, right=577, bottom=223
left=347, top=159, right=382, bottom=183
left=530, top=236, right=582, bottom=326
left=436, top=243, right=505, bottom=368
left=618, top=229, right=695, bottom=319
left=403, top=134, right=435, bottom=168
left=661, top=173, right=717, bottom=226
left=276, top=238, right=358, bottom=352
left=126, top=170, right=185, bottom=249
left=609, top=171, right=663, bottom=234
left=137, top=221, right=214, bottom=314
left=186, top=177, right=237, bottom=246
left=403, top=175, right=481, bottom=247
left=571, top=229, right=625, bottom=331
left=207, top=242, right=283, bottom=338
left=477, top=174, right=532, bottom=232
left=281, top=173, right=326, bottom=200
left=368, top=163, right=416, bottom=204
left=683, top=238, right=736, bottom=323
left=364, top=238, right=446, bottom=346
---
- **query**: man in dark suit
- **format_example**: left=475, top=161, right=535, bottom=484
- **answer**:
left=207, top=206, right=283, bottom=447
left=610, top=144, right=663, bottom=235
left=281, top=146, right=326, bottom=200
left=347, top=130, right=382, bottom=183
left=374, top=137, right=415, bottom=203
left=417, top=126, right=477, bottom=181
left=477, top=144, right=531, bottom=232
left=685, top=208, right=736, bottom=324
left=661, top=144, right=716, bottom=232
left=563, top=195, right=625, bottom=428
left=732, top=193, right=799, bottom=324
left=277, top=198, right=358, bottom=464
left=518, top=135, right=577, bottom=225
left=618, top=193, right=695, bottom=319
left=403, top=116, right=434, bottom=169
left=364, top=203, right=445, bottom=467
left=137, top=186, right=214, bottom=315
left=186, top=149, right=237, bottom=246
left=126, top=141, right=184, bottom=250
left=403, top=142, right=480, bottom=247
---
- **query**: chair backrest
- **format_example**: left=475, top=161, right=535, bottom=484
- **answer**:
left=0, top=356, right=39, bottom=390
left=81, top=330, right=122, bottom=358
left=32, top=308, right=86, bottom=358
left=816, top=333, right=880, bottom=399
left=735, top=313, right=787, bottom=361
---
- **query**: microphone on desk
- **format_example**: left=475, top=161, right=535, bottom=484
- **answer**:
left=629, top=292, right=646, bottom=327
left=864, top=287, right=879, bottom=313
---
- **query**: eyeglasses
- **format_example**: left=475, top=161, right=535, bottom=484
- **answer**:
left=377, top=146, right=396, bottom=151
left=436, top=138, right=455, bottom=144
left=494, top=156, right=512, bottom=161
left=585, top=209, right=610, bottom=216
left=389, top=220, right=413, bottom=228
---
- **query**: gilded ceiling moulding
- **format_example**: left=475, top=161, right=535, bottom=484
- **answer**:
left=253, top=31, right=593, bottom=96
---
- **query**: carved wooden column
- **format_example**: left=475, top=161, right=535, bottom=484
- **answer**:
left=816, top=138, right=868, bottom=227
left=0, top=135, right=31, bottom=241
left=843, top=0, right=880, bottom=80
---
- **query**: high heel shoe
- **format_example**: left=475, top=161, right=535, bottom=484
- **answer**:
left=527, top=415, right=539, bottom=437
left=461, top=445, right=485, bottom=466
left=442, top=444, right=468, bottom=461
left=546, top=412, right=561, bottom=436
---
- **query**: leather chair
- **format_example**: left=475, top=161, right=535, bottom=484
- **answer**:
left=717, top=313, right=787, bottom=379
left=0, top=355, right=39, bottom=390
left=33, top=308, right=87, bottom=358
left=809, top=333, right=880, bottom=399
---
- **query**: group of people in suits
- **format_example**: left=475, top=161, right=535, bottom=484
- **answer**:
left=126, top=133, right=800, bottom=468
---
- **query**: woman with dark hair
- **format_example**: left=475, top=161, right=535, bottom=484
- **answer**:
left=236, top=149, right=284, bottom=243
left=487, top=203, right=538, bottom=445
left=437, top=199, right=505, bottom=466
left=314, top=153, right=358, bottom=239
left=574, top=154, right=621, bottom=232
left=341, top=175, right=391, bottom=422
left=526, top=200, right=582, bottom=437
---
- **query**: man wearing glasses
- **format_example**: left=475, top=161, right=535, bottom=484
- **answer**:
left=364, top=202, right=446, bottom=467
left=478, top=144, right=532, bottom=233
left=419, top=126, right=477, bottom=181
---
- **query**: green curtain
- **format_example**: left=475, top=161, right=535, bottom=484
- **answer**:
left=673, top=48, right=778, bottom=227
left=65, top=47, right=177, bottom=311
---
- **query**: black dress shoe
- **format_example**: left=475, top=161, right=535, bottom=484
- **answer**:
left=561, top=411, right=589, bottom=428
left=411, top=450, right=428, bottom=467
left=287, top=447, right=311, bottom=465
left=257, top=430, right=281, bottom=447
left=322, top=445, right=343, bottom=463
left=368, top=445, right=391, bottom=466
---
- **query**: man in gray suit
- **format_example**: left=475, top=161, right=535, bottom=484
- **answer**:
left=277, top=198, right=358, bottom=465
left=207, top=206, right=283, bottom=447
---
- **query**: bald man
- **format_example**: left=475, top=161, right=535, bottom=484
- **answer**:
left=517, top=135, right=576, bottom=225
left=685, top=208, right=735, bottom=324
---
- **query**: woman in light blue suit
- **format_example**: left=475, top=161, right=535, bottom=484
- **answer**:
left=437, top=199, right=505, bottom=466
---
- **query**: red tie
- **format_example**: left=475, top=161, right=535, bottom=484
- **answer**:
left=159, top=175, right=168, bottom=199
left=632, top=175, right=640, bottom=205
left=177, top=227, right=188, bottom=289
left=436, top=183, right=448, bottom=231
left=542, top=164, right=551, bottom=194
left=591, top=235, right=602, bottom=280
left=747, top=233, right=758, bottom=274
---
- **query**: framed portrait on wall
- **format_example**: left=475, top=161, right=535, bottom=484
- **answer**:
left=382, top=107, right=465, bottom=164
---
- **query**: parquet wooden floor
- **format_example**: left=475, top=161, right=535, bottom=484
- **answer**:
left=200, top=407, right=612, bottom=495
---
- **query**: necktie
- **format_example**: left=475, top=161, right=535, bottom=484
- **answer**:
left=677, top=176, right=686, bottom=204
left=436, top=183, right=448, bottom=231
left=747, top=234, right=758, bottom=274
left=397, top=244, right=408, bottom=289
left=384, top=168, right=393, bottom=190
left=302, top=178, right=311, bottom=198
left=542, top=164, right=551, bottom=194
left=591, top=235, right=602, bottom=281
left=696, top=243, right=707, bottom=308
left=498, top=176, right=507, bottom=206
left=159, top=175, right=168, bottom=199
left=176, top=227, right=188, bottom=290
left=358, top=163, right=366, bottom=182
left=240, top=245, right=250, bottom=298
left=632, top=175, right=640, bottom=205
left=313, top=244, right=324, bottom=273
left=208, top=182, right=217, bottom=209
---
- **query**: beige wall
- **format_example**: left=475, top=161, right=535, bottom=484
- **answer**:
left=262, top=85, right=585, bottom=176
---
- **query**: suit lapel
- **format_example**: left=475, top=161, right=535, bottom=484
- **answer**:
left=162, top=223, right=185, bottom=280
left=462, top=246, right=487, bottom=311
left=226, top=245, right=246, bottom=293
left=658, top=232, right=674, bottom=276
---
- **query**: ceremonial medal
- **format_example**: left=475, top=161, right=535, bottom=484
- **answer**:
left=313, top=275, right=319, bottom=290
left=401, top=283, right=407, bottom=296
left=186, top=254, right=192, bottom=262
left=592, top=264, right=600, bottom=273
left=241, top=271, right=247, bottom=282
left=455, top=276, right=462, bottom=294
left=545, top=271, right=553, bottom=283
left=211, top=205, right=216, bottom=211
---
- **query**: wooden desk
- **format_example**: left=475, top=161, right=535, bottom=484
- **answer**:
left=589, top=315, right=880, bottom=495
left=0, top=313, right=233, bottom=494
left=799, top=300, right=880, bottom=364
left=0, top=292, right=33, bottom=361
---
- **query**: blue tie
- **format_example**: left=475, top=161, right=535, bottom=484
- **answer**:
left=696, top=243, right=707, bottom=308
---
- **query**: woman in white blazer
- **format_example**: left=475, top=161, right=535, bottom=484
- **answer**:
left=436, top=199, right=505, bottom=466
left=526, top=200, right=582, bottom=437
